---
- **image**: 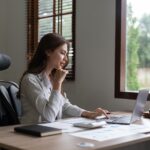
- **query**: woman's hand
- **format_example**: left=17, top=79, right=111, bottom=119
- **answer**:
left=81, top=108, right=110, bottom=119
left=52, top=69, right=68, bottom=91
left=54, top=69, right=68, bottom=83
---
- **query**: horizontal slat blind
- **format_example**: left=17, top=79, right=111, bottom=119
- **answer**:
left=27, top=0, right=75, bottom=80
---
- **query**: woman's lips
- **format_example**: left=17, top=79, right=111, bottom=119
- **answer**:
left=60, top=63, right=65, bottom=67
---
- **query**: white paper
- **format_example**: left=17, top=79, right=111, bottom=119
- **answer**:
left=59, top=117, right=97, bottom=124
left=71, top=124, right=150, bottom=141
left=40, top=117, right=94, bottom=133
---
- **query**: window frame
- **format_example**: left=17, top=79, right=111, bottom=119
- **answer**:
left=27, top=0, right=76, bottom=80
left=115, top=0, right=150, bottom=100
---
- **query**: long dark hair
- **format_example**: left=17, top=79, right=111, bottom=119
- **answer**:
left=28, top=33, right=69, bottom=73
left=18, top=33, right=69, bottom=98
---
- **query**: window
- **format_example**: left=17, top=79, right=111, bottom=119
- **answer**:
left=27, top=0, right=75, bottom=80
left=115, top=0, right=150, bottom=99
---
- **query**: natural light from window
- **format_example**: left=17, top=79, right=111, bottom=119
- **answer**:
left=126, top=0, right=150, bottom=91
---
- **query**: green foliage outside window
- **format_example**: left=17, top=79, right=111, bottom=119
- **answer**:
left=126, top=4, right=139, bottom=90
left=126, top=4, right=150, bottom=90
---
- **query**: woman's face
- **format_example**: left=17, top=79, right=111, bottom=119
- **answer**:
left=47, top=43, right=68, bottom=69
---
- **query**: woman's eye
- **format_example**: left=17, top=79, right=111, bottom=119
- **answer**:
left=61, top=52, right=65, bottom=55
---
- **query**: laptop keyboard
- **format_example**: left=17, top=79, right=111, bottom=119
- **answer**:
left=107, top=115, right=131, bottom=124
left=110, top=116, right=130, bottom=121
left=96, top=115, right=131, bottom=124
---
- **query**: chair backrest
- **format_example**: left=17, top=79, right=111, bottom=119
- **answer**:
left=0, top=80, right=18, bottom=89
left=0, top=54, right=21, bottom=126
left=0, top=96, right=9, bottom=126
left=8, top=85, right=21, bottom=118
left=0, top=85, right=20, bottom=126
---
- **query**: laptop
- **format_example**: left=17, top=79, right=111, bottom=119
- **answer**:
left=106, top=89, right=149, bottom=125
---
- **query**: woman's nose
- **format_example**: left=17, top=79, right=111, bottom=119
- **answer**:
left=63, top=56, right=67, bottom=62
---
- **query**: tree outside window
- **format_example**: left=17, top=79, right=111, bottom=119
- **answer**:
left=115, top=0, right=150, bottom=99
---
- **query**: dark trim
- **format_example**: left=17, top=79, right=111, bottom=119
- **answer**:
left=27, top=0, right=38, bottom=60
left=115, top=0, right=122, bottom=98
left=66, top=0, right=75, bottom=80
left=115, top=0, right=150, bottom=100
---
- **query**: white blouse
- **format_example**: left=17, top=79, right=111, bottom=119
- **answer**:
left=20, top=72, right=85, bottom=124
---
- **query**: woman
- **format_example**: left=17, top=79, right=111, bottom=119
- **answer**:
left=19, top=33, right=109, bottom=124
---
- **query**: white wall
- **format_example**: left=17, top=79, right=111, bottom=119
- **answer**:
left=0, top=0, right=7, bottom=78
left=0, top=0, right=26, bottom=81
left=64, top=0, right=150, bottom=111
left=0, top=0, right=6, bottom=52
left=0, top=0, right=150, bottom=112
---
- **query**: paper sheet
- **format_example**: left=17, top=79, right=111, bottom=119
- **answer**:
left=71, top=124, right=150, bottom=141
left=40, top=117, right=95, bottom=133
left=59, top=117, right=97, bottom=124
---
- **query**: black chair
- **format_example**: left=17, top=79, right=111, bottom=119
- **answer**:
left=0, top=80, right=18, bottom=89
left=8, top=85, right=21, bottom=119
left=0, top=53, right=21, bottom=126
left=0, top=86, right=19, bottom=125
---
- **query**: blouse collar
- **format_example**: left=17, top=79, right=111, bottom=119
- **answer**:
left=37, top=72, right=52, bottom=89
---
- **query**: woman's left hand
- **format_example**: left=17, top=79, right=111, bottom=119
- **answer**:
left=81, top=108, right=110, bottom=119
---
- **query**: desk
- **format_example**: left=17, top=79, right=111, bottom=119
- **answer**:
left=0, top=116, right=150, bottom=150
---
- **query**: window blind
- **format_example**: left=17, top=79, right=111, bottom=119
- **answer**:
left=27, top=0, right=75, bottom=80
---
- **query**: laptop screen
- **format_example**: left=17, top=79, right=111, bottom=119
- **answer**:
left=131, top=89, right=149, bottom=123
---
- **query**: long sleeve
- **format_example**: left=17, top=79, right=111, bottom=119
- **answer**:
left=62, top=94, right=85, bottom=117
left=21, top=74, right=65, bottom=123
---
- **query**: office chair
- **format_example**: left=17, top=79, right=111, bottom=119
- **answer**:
left=0, top=53, right=21, bottom=126
left=0, top=80, right=18, bottom=88
left=8, top=85, right=21, bottom=119
left=0, top=86, right=19, bottom=125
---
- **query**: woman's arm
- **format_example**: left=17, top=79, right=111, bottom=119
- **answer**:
left=62, top=94, right=109, bottom=119
left=81, top=108, right=110, bottom=119
left=21, top=74, right=65, bottom=122
left=62, top=96, right=85, bottom=117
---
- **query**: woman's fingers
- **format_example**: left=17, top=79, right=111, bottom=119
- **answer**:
left=54, top=69, right=69, bottom=83
left=101, top=109, right=109, bottom=118
left=95, top=108, right=109, bottom=118
left=81, top=108, right=110, bottom=119
left=104, top=109, right=111, bottom=114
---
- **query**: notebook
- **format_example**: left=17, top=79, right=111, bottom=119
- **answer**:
left=106, top=89, right=149, bottom=125
left=14, top=124, right=62, bottom=137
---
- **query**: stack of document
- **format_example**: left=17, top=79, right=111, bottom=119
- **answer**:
left=40, top=117, right=105, bottom=132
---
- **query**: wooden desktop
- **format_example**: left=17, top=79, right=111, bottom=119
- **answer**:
left=0, top=115, right=150, bottom=150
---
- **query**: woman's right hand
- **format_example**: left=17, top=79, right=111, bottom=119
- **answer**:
left=52, top=69, right=68, bottom=91
left=81, top=108, right=110, bottom=119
